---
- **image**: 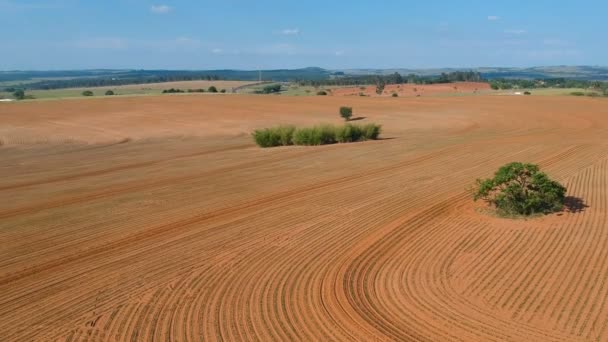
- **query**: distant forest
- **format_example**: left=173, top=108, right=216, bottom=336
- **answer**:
left=298, top=71, right=483, bottom=87
left=2, top=67, right=608, bottom=91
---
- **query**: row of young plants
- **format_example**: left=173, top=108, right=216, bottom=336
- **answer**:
left=253, top=123, right=381, bottom=147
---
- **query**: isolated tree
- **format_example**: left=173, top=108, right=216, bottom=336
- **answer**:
left=13, top=89, right=25, bottom=100
left=220, top=89, right=226, bottom=93
left=339, top=106, right=353, bottom=121
left=474, top=162, right=566, bottom=216
left=208, top=86, right=218, bottom=93
left=105, top=90, right=115, bottom=96
left=316, top=90, right=327, bottom=96
left=262, top=84, right=281, bottom=94
left=375, top=79, right=385, bottom=95
left=82, top=90, right=94, bottom=96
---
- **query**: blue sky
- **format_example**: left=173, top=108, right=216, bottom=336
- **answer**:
left=1, top=0, right=606, bottom=70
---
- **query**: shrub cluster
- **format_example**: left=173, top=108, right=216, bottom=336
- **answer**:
left=474, top=162, right=566, bottom=216
left=253, top=123, right=381, bottom=148
left=162, top=88, right=185, bottom=93
left=82, top=90, right=94, bottom=96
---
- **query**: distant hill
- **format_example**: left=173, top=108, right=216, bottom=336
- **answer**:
left=338, top=66, right=608, bottom=80
left=2, top=66, right=608, bottom=90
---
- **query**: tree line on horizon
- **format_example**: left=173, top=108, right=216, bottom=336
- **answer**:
left=297, top=71, right=484, bottom=87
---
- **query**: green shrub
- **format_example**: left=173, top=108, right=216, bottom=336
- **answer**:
left=339, top=106, right=353, bottom=121
left=220, top=89, right=226, bottom=93
left=293, top=125, right=335, bottom=145
left=262, top=84, right=282, bottom=94
left=162, top=88, right=184, bottom=93
left=105, top=90, right=115, bottom=96
left=474, top=162, right=566, bottom=216
left=82, top=90, right=94, bottom=96
left=392, top=93, right=398, bottom=97
left=361, top=123, right=382, bottom=140
left=570, top=91, right=585, bottom=96
left=523, top=91, right=531, bottom=95
left=334, top=124, right=363, bottom=143
left=316, top=90, right=327, bottom=96
left=254, top=123, right=381, bottom=147
left=251, top=125, right=296, bottom=147
left=208, top=86, right=218, bottom=93
left=13, top=89, right=25, bottom=100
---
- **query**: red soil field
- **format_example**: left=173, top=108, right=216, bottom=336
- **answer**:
left=330, top=81, right=491, bottom=97
left=1, top=94, right=607, bottom=341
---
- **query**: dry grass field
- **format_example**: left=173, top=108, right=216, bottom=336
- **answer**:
left=1, top=94, right=608, bottom=341
left=0, top=80, right=256, bottom=100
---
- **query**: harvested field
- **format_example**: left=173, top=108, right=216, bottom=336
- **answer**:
left=331, top=81, right=491, bottom=97
left=1, top=95, right=608, bottom=341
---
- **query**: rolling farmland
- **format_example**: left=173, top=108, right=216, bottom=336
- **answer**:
left=1, top=95, right=608, bottom=341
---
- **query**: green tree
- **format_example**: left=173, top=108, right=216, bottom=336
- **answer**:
left=339, top=106, right=353, bottom=121
left=13, top=89, right=25, bottom=100
left=105, top=90, right=115, bottom=96
left=262, top=84, right=281, bottom=94
left=82, top=90, right=94, bottom=96
left=208, top=86, right=218, bottom=93
left=474, top=162, right=566, bottom=216
left=375, top=79, right=385, bottom=95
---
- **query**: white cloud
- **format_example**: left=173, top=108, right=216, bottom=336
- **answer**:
left=487, top=15, right=500, bottom=21
left=281, top=28, right=300, bottom=35
left=150, top=4, right=171, bottom=14
left=504, top=29, right=527, bottom=35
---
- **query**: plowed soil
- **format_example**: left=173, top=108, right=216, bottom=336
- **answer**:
left=1, top=95, right=608, bottom=341
left=331, top=81, right=491, bottom=97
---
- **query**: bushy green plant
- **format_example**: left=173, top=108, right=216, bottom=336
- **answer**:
left=13, top=89, right=25, bottom=100
left=82, top=90, right=94, bottom=96
left=334, top=124, right=363, bottom=142
left=208, top=86, right=218, bottom=93
left=251, top=125, right=296, bottom=147
left=316, top=90, right=327, bottom=96
left=262, top=84, right=281, bottom=94
left=570, top=91, right=585, bottom=96
left=339, top=106, right=353, bottom=121
left=392, top=93, right=398, bottom=97
left=105, top=90, right=115, bottom=96
left=254, top=123, right=381, bottom=147
left=474, top=162, right=566, bottom=216
left=293, top=125, right=335, bottom=145
left=523, top=91, right=531, bottom=95
left=276, top=125, right=296, bottom=146
left=361, top=123, right=382, bottom=140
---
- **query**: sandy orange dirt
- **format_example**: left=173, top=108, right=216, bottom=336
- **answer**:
left=330, top=81, right=491, bottom=97
left=1, top=94, right=608, bottom=341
